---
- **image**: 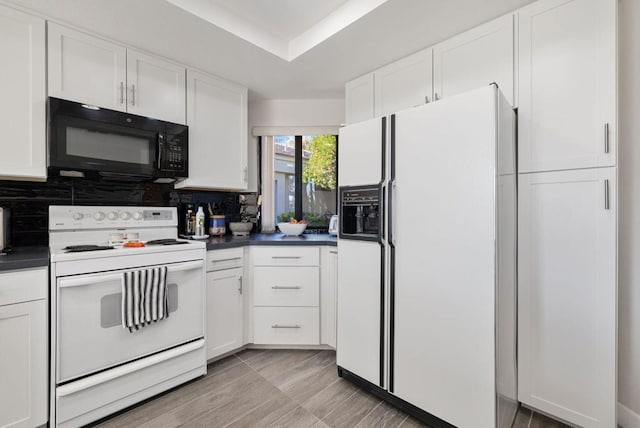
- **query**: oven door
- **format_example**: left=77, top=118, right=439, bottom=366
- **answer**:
left=55, top=260, right=204, bottom=384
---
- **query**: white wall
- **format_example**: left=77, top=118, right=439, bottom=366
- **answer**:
left=618, top=0, right=640, bottom=426
left=246, top=99, right=345, bottom=192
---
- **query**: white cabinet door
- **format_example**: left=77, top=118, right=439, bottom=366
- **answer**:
left=321, top=248, right=338, bottom=348
left=175, top=70, right=248, bottom=190
left=0, top=5, right=46, bottom=181
left=206, top=268, right=243, bottom=359
left=433, top=14, right=514, bottom=106
left=48, top=23, right=127, bottom=111
left=126, top=49, right=186, bottom=124
left=518, top=0, right=617, bottom=172
left=0, top=300, right=47, bottom=428
left=338, top=117, right=383, bottom=187
left=374, top=49, right=432, bottom=117
left=518, top=168, right=616, bottom=428
left=345, top=73, right=374, bottom=124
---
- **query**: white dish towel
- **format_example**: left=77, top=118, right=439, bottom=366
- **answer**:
left=122, top=266, right=169, bottom=332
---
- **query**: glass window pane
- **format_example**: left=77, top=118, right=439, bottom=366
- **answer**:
left=302, top=135, right=337, bottom=228
left=274, top=135, right=296, bottom=224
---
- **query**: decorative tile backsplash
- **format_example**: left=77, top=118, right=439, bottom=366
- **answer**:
left=0, top=177, right=254, bottom=247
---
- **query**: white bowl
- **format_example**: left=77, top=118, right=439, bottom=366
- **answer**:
left=277, top=222, right=307, bottom=236
left=229, top=222, right=253, bottom=236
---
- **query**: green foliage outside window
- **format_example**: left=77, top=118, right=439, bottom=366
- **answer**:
left=302, top=135, right=337, bottom=190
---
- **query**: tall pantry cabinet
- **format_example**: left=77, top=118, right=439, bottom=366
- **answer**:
left=517, top=0, right=617, bottom=427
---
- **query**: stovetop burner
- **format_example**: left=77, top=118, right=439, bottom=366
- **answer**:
left=63, top=245, right=115, bottom=253
left=145, top=239, right=190, bottom=246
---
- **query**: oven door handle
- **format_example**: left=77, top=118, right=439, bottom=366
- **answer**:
left=56, top=339, right=204, bottom=397
left=58, top=260, right=204, bottom=288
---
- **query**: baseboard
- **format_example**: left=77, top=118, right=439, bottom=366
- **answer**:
left=619, top=403, right=640, bottom=428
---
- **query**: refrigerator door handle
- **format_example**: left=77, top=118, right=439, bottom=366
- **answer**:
left=389, top=180, right=397, bottom=247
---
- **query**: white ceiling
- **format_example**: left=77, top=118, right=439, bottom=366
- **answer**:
left=5, top=0, right=535, bottom=100
left=165, top=0, right=384, bottom=60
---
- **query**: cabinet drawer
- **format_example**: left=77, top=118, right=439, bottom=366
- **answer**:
left=206, top=248, right=244, bottom=272
left=253, top=307, right=319, bottom=345
left=0, top=267, right=47, bottom=306
left=254, top=267, right=319, bottom=307
left=252, top=247, right=319, bottom=266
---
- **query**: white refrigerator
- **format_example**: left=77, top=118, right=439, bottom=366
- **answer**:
left=336, top=85, right=518, bottom=428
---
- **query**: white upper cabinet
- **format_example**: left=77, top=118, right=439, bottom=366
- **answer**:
left=126, top=49, right=186, bottom=124
left=48, top=23, right=127, bottom=111
left=518, top=167, right=616, bottom=428
left=175, top=69, right=248, bottom=190
left=374, top=49, right=432, bottom=117
left=0, top=5, right=46, bottom=181
left=518, top=0, right=617, bottom=173
left=433, top=14, right=515, bottom=106
left=345, top=73, right=375, bottom=124
left=48, top=24, right=186, bottom=124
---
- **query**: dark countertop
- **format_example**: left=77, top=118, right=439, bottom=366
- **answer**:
left=206, top=233, right=337, bottom=250
left=0, top=246, right=49, bottom=272
left=0, top=235, right=336, bottom=271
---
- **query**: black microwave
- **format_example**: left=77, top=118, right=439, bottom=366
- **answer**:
left=48, top=97, right=188, bottom=182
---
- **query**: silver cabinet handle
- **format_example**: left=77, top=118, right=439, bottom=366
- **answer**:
left=120, top=82, right=124, bottom=104
left=604, top=123, right=610, bottom=153
left=271, top=286, right=301, bottom=290
left=211, top=257, right=242, bottom=263
left=271, top=256, right=301, bottom=259
left=271, top=324, right=301, bottom=329
left=425, top=95, right=430, bottom=104
left=604, top=179, right=610, bottom=210
left=243, top=167, right=248, bottom=183
left=131, top=84, right=136, bottom=106
left=329, top=250, right=338, bottom=254
left=238, top=275, right=243, bottom=294
left=434, top=93, right=440, bottom=101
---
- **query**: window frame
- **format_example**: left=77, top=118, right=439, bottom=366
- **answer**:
left=258, top=134, right=338, bottom=232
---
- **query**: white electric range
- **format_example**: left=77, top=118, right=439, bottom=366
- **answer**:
left=49, top=206, right=207, bottom=428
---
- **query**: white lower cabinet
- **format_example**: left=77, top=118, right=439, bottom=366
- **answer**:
left=321, top=248, right=338, bottom=348
left=253, top=307, right=320, bottom=345
left=0, top=267, right=48, bottom=428
left=207, top=245, right=335, bottom=350
left=251, top=246, right=321, bottom=346
left=253, top=266, right=319, bottom=307
left=206, top=249, right=244, bottom=360
left=518, top=168, right=616, bottom=428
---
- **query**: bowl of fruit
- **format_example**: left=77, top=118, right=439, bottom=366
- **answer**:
left=277, top=219, right=307, bottom=236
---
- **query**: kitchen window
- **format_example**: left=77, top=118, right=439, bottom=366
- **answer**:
left=260, top=134, right=337, bottom=232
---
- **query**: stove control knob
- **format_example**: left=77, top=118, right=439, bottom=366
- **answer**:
left=93, top=211, right=105, bottom=221
left=133, top=211, right=143, bottom=220
left=72, top=212, right=83, bottom=221
left=120, top=211, right=131, bottom=220
left=108, top=211, right=118, bottom=220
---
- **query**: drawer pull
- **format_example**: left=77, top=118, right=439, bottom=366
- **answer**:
left=271, top=256, right=302, bottom=259
left=211, top=257, right=242, bottom=263
left=271, top=286, right=302, bottom=290
left=329, top=250, right=338, bottom=254
left=271, top=324, right=301, bottom=329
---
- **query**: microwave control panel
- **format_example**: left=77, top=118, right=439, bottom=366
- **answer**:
left=159, top=134, right=186, bottom=173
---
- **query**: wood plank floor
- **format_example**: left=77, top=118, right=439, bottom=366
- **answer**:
left=95, top=349, right=570, bottom=428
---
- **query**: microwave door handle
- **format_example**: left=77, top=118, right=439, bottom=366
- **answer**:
left=157, top=135, right=163, bottom=169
